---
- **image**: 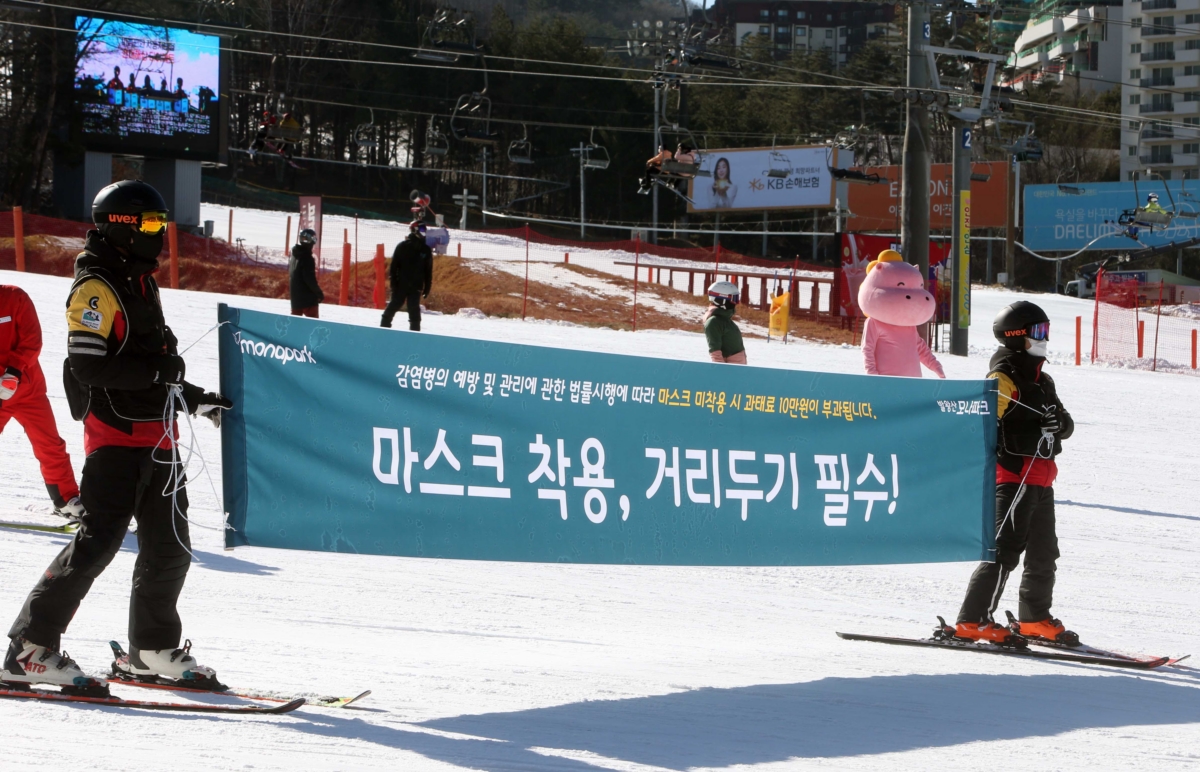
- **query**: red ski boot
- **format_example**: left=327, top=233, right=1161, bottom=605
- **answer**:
left=952, top=620, right=1023, bottom=646
left=1007, top=612, right=1081, bottom=647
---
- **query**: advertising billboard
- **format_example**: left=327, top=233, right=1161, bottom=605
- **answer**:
left=846, top=162, right=1009, bottom=231
left=73, top=15, right=223, bottom=161
left=687, top=146, right=836, bottom=213
left=1023, top=181, right=1200, bottom=251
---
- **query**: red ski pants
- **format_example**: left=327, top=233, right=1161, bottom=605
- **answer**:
left=0, top=381, right=79, bottom=504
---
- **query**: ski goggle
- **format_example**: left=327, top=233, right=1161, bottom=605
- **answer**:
left=137, top=211, right=169, bottom=236
left=1027, top=321, right=1050, bottom=341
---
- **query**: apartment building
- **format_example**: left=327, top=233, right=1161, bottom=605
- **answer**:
left=711, top=1, right=899, bottom=66
left=1004, top=0, right=1122, bottom=92
left=1120, top=0, right=1200, bottom=180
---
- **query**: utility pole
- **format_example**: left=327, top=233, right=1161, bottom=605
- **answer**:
left=480, top=147, right=489, bottom=228
left=652, top=82, right=660, bottom=245
left=578, top=142, right=587, bottom=238
left=950, top=121, right=972, bottom=356
left=1005, top=155, right=1016, bottom=286
left=901, top=2, right=931, bottom=285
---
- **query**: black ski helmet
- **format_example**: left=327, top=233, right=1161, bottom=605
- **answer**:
left=993, top=300, right=1049, bottom=350
left=298, top=228, right=317, bottom=246
left=92, top=180, right=170, bottom=263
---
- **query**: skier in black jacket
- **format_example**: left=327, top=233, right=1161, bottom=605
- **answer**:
left=381, top=222, right=433, bottom=331
left=2, top=180, right=232, bottom=693
left=951, top=301, right=1076, bottom=647
left=289, top=228, right=323, bottom=318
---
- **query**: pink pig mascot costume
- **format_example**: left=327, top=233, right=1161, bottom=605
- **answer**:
left=857, top=250, right=945, bottom=378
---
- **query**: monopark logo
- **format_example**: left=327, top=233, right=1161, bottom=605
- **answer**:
left=234, top=331, right=316, bottom=365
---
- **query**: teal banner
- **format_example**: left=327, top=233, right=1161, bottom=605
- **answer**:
left=218, top=305, right=996, bottom=566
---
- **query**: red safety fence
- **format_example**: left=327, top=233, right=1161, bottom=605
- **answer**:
left=1092, top=269, right=1199, bottom=375
left=3, top=207, right=862, bottom=344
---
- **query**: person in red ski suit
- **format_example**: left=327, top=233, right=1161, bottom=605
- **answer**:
left=0, top=284, right=83, bottom=518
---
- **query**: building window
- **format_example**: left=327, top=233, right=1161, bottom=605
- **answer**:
left=1187, top=13, right=1200, bottom=23
left=826, top=29, right=834, bottom=39
left=827, top=14, right=833, bottom=21
left=795, top=27, right=807, bottom=38
left=1186, top=66, right=1200, bottom=75
left=1185, top=170, right=1197, bottom=179
left=839, top=27, right=848, bottom=37
left=796, top=11, right=806, bottom=20
left=1184, top=117, right=1200, bottom=125
left=759, top=25, right=770, bottom=35
left=1129, top=145, right=1138, bottom=155
left=1129, top=171, right=1139, bottom=181
left=1188, top=40, right=1200, bottom=50
left=760, top=10, right=769, bottom=19
left=1160, top=171, right=1172, bottom=180
left=1130, top=120, right=1142, bottom=130
left=1131, top=17, right=1142, bottom=27
left=1184, top=143, right=1199, bottom=153
left=1185, top=91, right=1200, bottom=100
left=777, top=26, right=789, bottom=34
left=1130, top=94, right=1142, bottom=104
left=1131, top=43, right=1142, bottom=54
left=779, top=9, right=788, bottom=17
left=1131, top=68, right=1143, bottom=79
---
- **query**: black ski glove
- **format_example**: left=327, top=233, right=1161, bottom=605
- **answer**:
left=1040, top=405, right=1061, bottom=434
left=196, top=393, right=234, bottom=428
left=153, top=355, right=186, bottom=385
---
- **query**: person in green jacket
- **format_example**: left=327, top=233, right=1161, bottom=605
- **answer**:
left=704, top=280, right=747, bottom=364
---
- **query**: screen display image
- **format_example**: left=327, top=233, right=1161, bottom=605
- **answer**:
left=74, top=15, right=221, bottom=159
left=687, top=146, right=835, bottom=213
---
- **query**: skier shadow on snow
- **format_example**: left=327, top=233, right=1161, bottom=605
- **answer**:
left=115, top=531, right=280, bottom=576
left=1058, top=499, right=1200, bottom=523
left=284, top=672, right=1200, bottom=769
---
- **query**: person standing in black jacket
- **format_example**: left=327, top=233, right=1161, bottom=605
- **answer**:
left=2, top=181, right=232, bottom=693
left=949, top=301, right=1076, bottom=647
left=381, top=222, right=433, bottom=331
left=289, top=228, right=323, bottom=318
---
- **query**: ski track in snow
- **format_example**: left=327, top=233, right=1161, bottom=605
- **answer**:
left=1, top=264, right=1199, bottom=771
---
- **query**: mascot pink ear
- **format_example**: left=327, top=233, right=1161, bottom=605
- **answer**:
left=865, top=249, right=904, bottom=276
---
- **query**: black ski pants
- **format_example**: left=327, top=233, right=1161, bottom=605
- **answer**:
left=958, top=482, right=1059, bottom=625
left=9, top=445, right=191, bottom=651
left=381, top=289, right=421, bottom=331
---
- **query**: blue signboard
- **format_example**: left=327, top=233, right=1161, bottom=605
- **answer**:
left=218, top=305, right=996, bottom=566
left=1023, top=181, right=1200, bottom=251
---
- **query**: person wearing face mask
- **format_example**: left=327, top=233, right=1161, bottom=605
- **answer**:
left=948, top=301, right=1076, bottom=647
left=2, top=180, right=232, bottom=694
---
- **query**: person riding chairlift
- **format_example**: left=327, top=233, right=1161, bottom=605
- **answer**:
left=1144, top=192, right=1166, bottom=215
left=638, top=143, right=696, bottom=194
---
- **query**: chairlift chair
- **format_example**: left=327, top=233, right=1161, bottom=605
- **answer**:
left=353, top=109, right=378, bottom=153
left=413, top=8, right=481, bottom=63
left=582, top=128, right=610, bottom=170
left=767, top=149, right=793, bottom=179
left=425, top=116, right=449, bottom=156
left=654, top=126, right=710, bottom=179
left=508, top=125, right=533, bottom=164
left=450, top=92, right=499, bottom=145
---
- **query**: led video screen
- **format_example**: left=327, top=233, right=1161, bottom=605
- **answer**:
left=74, top=15, right=222, bottom=160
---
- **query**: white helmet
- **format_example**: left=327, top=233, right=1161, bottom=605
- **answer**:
left=1148, top=192, right=1159, bottom=202
left=707, top=280, right=740, bottom=308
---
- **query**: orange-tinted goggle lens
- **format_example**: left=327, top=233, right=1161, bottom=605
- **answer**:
left=138, top=211, right=169, bottom=235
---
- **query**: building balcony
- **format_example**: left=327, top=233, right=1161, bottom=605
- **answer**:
left=1141, top=153, right=1175, bottom=165
left=1172, top=47, right=1200, bottom=64
left=1141, top=50, right=1177, bottom=61
left=1173, top=99, right=1200, bottom=115
left=1178, top=74, right=1200, bottom=89
left=1140, top=77, right=1176, bottom=87
left=1143, top=0, right=1177, bottom=10
left=1140, top=102, right=1176, bottom=113
left=1141, top=125, right=1175, bottom=140
left=1141, top=25, right=1178, bottom=37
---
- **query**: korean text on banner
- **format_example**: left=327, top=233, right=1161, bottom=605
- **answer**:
left=218, top=305, right=997, bottom=566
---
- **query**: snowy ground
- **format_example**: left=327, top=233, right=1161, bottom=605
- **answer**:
left=2, top=268, right=1199, bottom=771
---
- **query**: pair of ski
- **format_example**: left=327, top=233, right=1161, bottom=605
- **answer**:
left=0, top=519, right=78, bottom=534
left=839, top=613, right=1188, bottom=670
left=0, top=642, right=370, bottom=715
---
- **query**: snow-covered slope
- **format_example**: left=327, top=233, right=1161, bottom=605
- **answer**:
left=1, top=268, right=1198, bottom=772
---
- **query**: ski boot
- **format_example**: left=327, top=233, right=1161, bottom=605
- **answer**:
left=53, top=496, right=86, bottom=523
left=1, top=638, right=109, bottom=696
left=111, top=639, right=225, bottom=690
left=936, top=616, right=1026, bottom=647
left=1006, top=611, right=1081, bottom=647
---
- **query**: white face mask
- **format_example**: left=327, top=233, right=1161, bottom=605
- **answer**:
left=1026, top=338, right=1048, bottom=358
